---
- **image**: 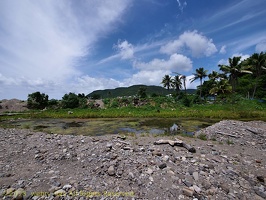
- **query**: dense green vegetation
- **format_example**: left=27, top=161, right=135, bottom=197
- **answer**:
left=1, top=52, right=264, bottom=121
left=161, top=52, right=266, bottom=100
left=1, top=95, right=265, bottom=121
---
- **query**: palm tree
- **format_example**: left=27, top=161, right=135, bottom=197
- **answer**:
left=219, top=56, right=252, bottom=93
left=180, top=75, right=187, bottom=94
left=173, top=72, right=187, bottom=94
left=161, top=75, right=172, bottom=90
left=171, top=75, right=182, bottom=94
left=190, top=67, right=208, bottom=98
left=208, top=71, right=220, bottom=82
left=244, top=52, right=266, bottom=98
left=209, top=79, right=232, bottom=96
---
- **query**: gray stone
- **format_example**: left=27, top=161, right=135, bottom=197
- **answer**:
left=162, top=155, right=169, bottom=161
left=146, top=168, right=153, bottom=175
left=257, top=176, right=265, bottom=183
left=54, top=189, right=66, bottom=196
left=255, top=189, right=266, bottom=199
left=0, top=189, right=5, bottom=197
left=170, top=123, right=179, bottom=132
left=108, top=165, right=115, bottom=176
left=193, top=185, right=201, bottom=193
left=159, top=163, right=167, bottom=169
left=220, top=183, right=230, bottom=194
left=193, top=171, right=199, bottom=181
left=128, top=172, right=134, bottom=179
left=202, top=180, right=211, bottom=189
left=152, top=149, right=162, bottom=156
left=207, top=187, right=217, bottom=195
left=183, top=181, right=193, bottom=187
left=182, top=187, right=194, bottom=197
left=62, top=184, right=72, bottom=191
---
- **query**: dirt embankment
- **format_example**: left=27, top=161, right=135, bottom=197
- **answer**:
left=0, top=99, right=28, bottom=114
left=0, top=120, right=265, bottom=199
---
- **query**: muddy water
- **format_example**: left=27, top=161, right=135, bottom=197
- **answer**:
left=1, top=118, right=217, bottom=136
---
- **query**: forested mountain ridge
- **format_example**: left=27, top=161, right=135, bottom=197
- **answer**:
left=88, top=85, right=195, bottom=99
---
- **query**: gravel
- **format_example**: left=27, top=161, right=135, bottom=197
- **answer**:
left=0, top=120, right=265, bottom=199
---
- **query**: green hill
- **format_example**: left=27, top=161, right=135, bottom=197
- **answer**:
left=88, top=85, right=196, bottom=99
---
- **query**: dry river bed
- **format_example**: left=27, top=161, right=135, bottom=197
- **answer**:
left=0, top=120, right=265, bottom=200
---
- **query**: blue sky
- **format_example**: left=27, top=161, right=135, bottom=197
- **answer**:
left=0, top=0, right=266, bottom=99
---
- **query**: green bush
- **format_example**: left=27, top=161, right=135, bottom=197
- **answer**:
left=198, top=133, right=207, bottom=140
left=27, top=91, right=49, bottom=109
left=61, top=93, right=80, bottom=109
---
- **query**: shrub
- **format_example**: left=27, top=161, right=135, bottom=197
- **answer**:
left=198, top=133, right=207, bottom=140
left=61, top=93, right=80, bottom=109
left=27, top=91, right=49, bottom=109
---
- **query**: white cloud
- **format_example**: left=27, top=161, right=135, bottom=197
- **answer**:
left=232, top=53, right=250, bottom=61
left=125, top=70, right=171, bottom=86
left=186, top=75, right=199, bottom=89
left=0, top=73, right=17, bottom=85
left=0, top=0, right=131, bottom=99
left=176, top=0, right=187, bottom=12
left=160, top=30, right=217, bottom=57
left=114, top=40, right=135, bottom=60
left=218, top=53, right=250, bottom=66
left=255, top=40, right=266, bottom=52
left=72, top=76, right=124, bottom=94
left=219, top=45, right=226, bottom=54
left=133, top=53, right=193, bottom=72
left=229, top=33, right=266, bottom=53
left=218, top=59, right=228, bottom=66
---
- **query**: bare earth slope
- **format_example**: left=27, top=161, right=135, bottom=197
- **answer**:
left=0, top=99, right=28, bottom=114
left=0, top=120, right=265, bottom=199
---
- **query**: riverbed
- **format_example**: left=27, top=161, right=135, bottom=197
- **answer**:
left=0, top=118, right=218, bottom=136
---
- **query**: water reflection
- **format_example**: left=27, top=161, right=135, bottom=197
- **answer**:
left=1, top=118, right=217, bottom=136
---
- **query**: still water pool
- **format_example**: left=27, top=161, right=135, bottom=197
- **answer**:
left=2, top=118, right=217, bottom=136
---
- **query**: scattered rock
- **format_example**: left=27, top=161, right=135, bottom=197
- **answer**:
left=193, top=171, right=199, bottom=181
left=220, top=183, right=230, bottom=194
left=182, top=187, right=194, bottom=197
left=108, top=165, right=115, bottom=176
left=159, top=163, right=167, bottom=169
left=152, top=149, right=162, bottom=156
left=54, top=189, right=66, bottom=196
left=0, top=119, right=266, bottom=199
left=257, top=176, right=265, bottom=183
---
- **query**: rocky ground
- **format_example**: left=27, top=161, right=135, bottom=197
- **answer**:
left=0, top=120, right=265, bottom=200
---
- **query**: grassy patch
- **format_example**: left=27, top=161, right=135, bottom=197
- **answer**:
left=1, top=99, right=265, bottom=121
left=226, top=139, right=234, bottom=145
left=198, top=133, right=207, bottom=141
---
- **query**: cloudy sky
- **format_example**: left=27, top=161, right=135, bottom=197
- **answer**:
left=1, top=0, right=266, bottom=99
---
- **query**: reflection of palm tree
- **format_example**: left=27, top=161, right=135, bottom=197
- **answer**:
left=171, top=75, right=182, bottom=94
left=190, top=67, right=208, bottom=98
left=219, top=56, right=252, bottom=92
left=244, top=52, right=266, bottom=98
left=161, top=75, right=172, bottom=90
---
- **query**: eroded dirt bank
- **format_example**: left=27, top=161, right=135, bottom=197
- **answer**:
left=0, top=120, right=265, bottom=199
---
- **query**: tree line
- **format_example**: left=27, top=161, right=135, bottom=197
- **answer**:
left=27, top=92, right=90, bottom=109
left=27, top=87, right=149, bottom=110
left=27, top=52, right=265, bottom=110
left=161, top=52, right=266, bottom=101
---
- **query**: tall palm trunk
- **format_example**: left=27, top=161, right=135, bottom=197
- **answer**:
left=199, top=78, right=202, bottom=98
